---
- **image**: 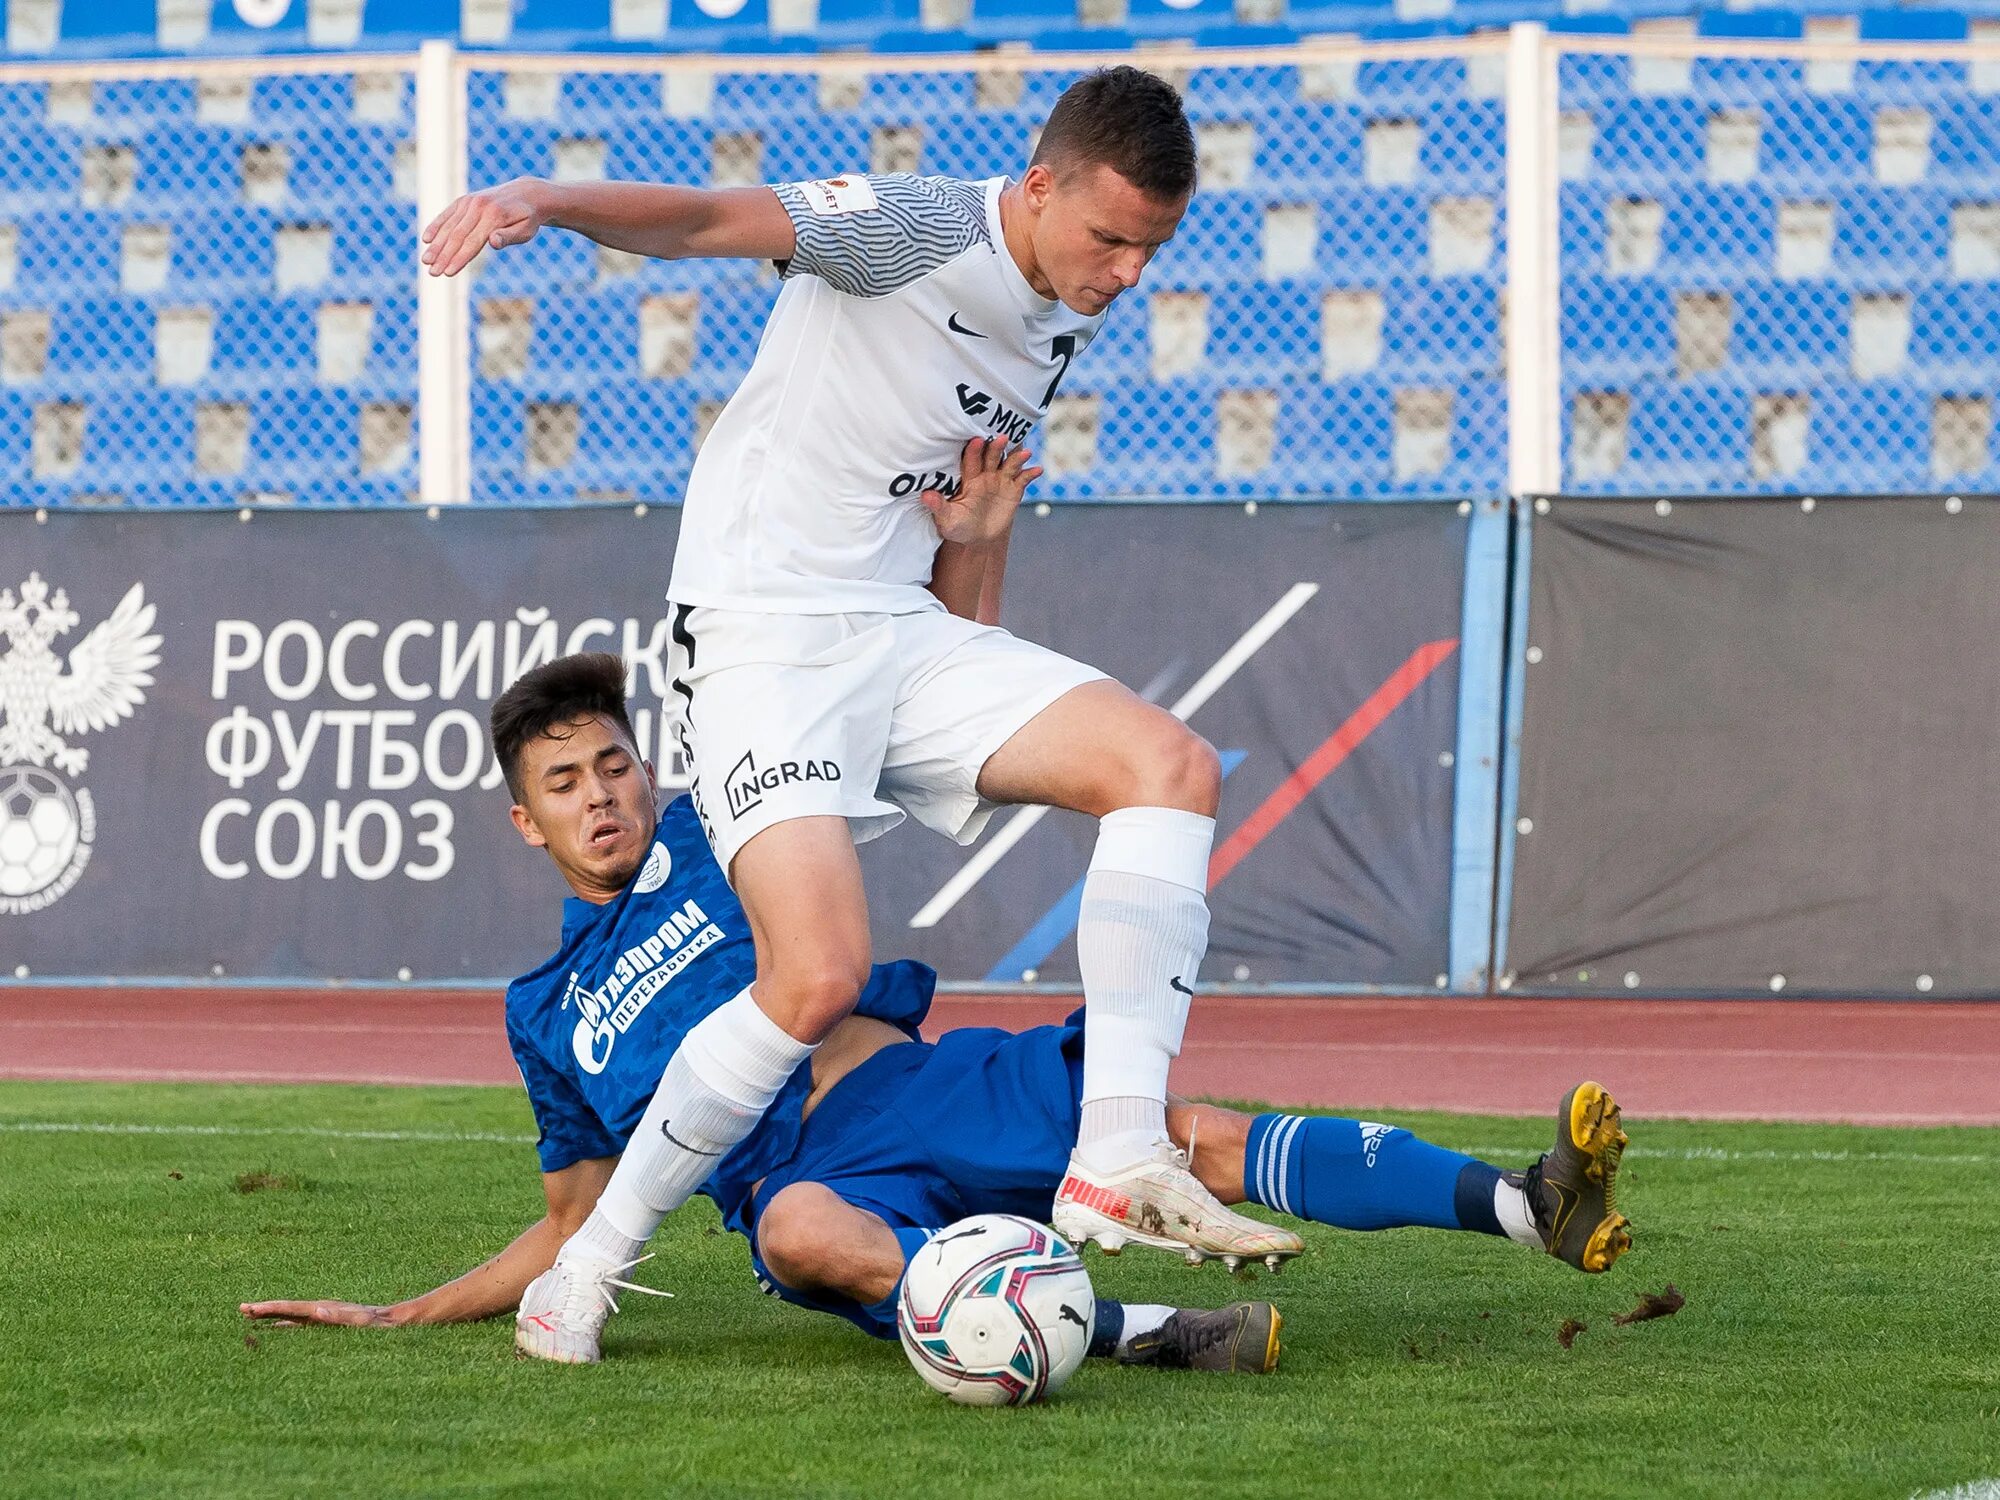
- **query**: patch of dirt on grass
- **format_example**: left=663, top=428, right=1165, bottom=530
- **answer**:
left=1613, top=1284, right=1686, bottom=1327
left=1557, top=1318, right=1587, bottom=1350
left=233, top=1170, right=304, bottom=1195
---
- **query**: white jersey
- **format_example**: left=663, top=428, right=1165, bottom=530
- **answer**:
left=666, top=173, right=1105, bottom=615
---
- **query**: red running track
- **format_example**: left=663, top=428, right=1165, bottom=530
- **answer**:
left=3, top=988, right=1996, bottom=1126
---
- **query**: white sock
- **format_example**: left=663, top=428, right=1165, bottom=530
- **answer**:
left=1117, top=1303, right=1175, bottom=1354
left=1494, top=1177, right=1543, bottom=1250
left=1075, top=806, right=1213, bottom=1164
left=563, top=989, right=815, bottom=1265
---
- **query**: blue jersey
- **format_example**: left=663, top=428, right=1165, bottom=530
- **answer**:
left=504, top=795, right=935, bottom=1222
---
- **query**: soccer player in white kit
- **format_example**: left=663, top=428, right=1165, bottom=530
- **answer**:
left=424, top=66, right=1301, bottom=1362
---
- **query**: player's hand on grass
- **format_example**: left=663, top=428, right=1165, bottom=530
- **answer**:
left=422, top=177, right=557, bottom=277
left=239, top=1298, right=407, bottom=1328
left=921, top=437, right=1041, bottom=545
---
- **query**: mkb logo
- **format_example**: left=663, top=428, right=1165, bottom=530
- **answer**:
left=0, top=574, right=160, bottom=914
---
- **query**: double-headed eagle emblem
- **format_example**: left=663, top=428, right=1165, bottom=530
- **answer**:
left=0, top=573, right=161, bottom=778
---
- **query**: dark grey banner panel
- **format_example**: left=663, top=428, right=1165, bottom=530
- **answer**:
left=0, top=504, right=1465, bottom=985
left=1506, top=496, right=2000, bottom=996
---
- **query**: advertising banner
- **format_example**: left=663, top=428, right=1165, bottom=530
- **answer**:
left=1505, top=496, right=2000, bottom=995
left=1, top=503, right=1467, bottom=986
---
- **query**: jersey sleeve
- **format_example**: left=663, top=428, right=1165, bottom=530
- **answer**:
left=770, top=173, right=991, bottom=298
left=508, top=1025, right=622, bottom=1174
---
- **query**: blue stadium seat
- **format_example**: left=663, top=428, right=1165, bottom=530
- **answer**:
left=1858, top=7, right=1967, bottom=41
left=503, top=0, right=615, bottom=49
left=12, top=212, right=121, bottom=293
left=0, top=126, right=80, bottom=213
left=1558, top=49, right=1632, bottom=111
left=1250, top=107, right=1366, bottom=192
left=1356, top=58, right=1473, bottom=106
left=763, top=120, right=873, bottom=182
left=922, top=111, right=1036, bottom=180
left=1202, top=284, right=1321, bottom=383
left=1808, top=383, right=1929, bottom=491
left=869, top=27, right=978, bottom=50
left=1419, top=100, right=1506, bottom=190
left=1588, top=98, right=1709, bottom=186
left=525, top=291, right=641, bottom=390
left=43, top=298, right=152, bottom=386
left=95, top=80, right=200, bottom=123
left=1027, top=25, right=1138, bottom=48
left=1729, top=281, right=1846, bottom=381
left=817, top=0, right=923, bottom=44
left=244, top=391, right=361, bottom=487
left=712, top=70, right=819, bottom=125
left=964, top=0, right=1071, bottom=43
left=331, top=206, right=416, bottom=296
left=1317, top=190, right=1430, bottom=277
left=858, top=69, right=977, bottom=124
left=80, top=391, right=196, bottom=485
left=1274, top=379, right=1393, bottom=498
left=1689, top=52, right=1808, bottom=101
left=1379, top=276, right=1503, bottom=377
left=250, top=75, right=355, bottom=125
left=1126, top=0, right=1238, bottom=39
left=555, top=72, right=667, bottom=129
left=1853, top=58, right=1974, bottom=105
left=1147, top=190, right=1263, bottom=289
left=470, top=121, right=563, bottom=184
left=1831, top=187, right=1951, bottom=288
left=1910, top=285, right=2000, bottom=385
left=576, top=384, right=700, bottom=487
left=210, top=296, right=318, bottom=390
left=1180, top=65, right=1299, bottom=114
left=1617, top=378, right=1752, bottom=492
left=1091, top=383, right=1217, bottom=495
left=1656, top=184, right=1778, bottom=274
left=602, top=120, right=710, bottom=184
left=1074, top=292, right=1146, bottom=379
left=1762, top=98, right=1875, bottom=187
left=289, top=124, right=405, bottom=206
left=130, top=126, right=243, bottom=209
left=1562, top=277, right=1673, bottom=382
left=170, top=210, right=279, bottom=296
left=666, top=0, right=775, bottom=48
left=1930, top=98, right=2000, bottom=186
left=369, top=296, right=419, bottom=381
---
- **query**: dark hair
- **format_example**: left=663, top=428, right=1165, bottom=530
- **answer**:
left=1032, top=66, right=1196, bottom=200
left=489, top=651, right=638, bottom=804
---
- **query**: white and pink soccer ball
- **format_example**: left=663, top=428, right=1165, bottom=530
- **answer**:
left=896, top=1214, right=1094, bottom=1407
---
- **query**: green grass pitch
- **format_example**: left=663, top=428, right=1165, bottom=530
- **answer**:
left=4, top=1079, right=1995, bottom=1499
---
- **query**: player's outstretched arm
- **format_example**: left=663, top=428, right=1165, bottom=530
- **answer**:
left=926, top=437, right=1041, bottom=625
left=421, top=179, right=797, bottom=278
left=238, top=1156, right=616, bottom=1328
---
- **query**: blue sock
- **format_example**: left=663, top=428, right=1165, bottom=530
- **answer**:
left=1243, top=1115, right=1504, bottom=1236
left=861, top=1226, right=943, bottom=1336
left=1087, top=1299, right=1126, bottom=1360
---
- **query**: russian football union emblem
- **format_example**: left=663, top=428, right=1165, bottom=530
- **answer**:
left=0, top=573, right=160, bottom=914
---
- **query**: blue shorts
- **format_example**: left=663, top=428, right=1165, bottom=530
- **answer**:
left=743, top=1019, right=1085, bottom=1339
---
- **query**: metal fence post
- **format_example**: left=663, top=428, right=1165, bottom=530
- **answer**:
left=416, top=38, right=469, bottom=504
left=1505, top=21, right=1561, bottom=499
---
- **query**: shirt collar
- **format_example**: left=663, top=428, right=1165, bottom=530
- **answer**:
left=987, top=176, right=1058, bottom=317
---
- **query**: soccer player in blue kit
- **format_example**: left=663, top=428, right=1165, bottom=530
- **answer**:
left=240, top=648, right=1633, bottom=1366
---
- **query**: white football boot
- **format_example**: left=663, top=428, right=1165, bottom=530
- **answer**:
left=1053, top=1140, right=1304, bottom=1272
left=514, top=1254, right=672, bottom=1364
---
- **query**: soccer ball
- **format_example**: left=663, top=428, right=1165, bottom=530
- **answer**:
left=0, top=766, right=82, bottom=899
left=897, top=1214, right=1094, bottom=1407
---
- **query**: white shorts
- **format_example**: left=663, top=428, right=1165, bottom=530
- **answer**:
left=668, top=603, right=1107, bottom=874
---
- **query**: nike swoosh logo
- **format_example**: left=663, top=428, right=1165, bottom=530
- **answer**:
left=947, top=312, right=986, bottom=338
left=1170, top=976, right=1194, bottom=997
left=661, top=1122, right=723, bottom=1157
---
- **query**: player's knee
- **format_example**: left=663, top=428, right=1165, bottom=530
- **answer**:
left=1128, top=723, right=1221, bottom=816
left=759, top=959, right=870, bottom=1041
left=757, top=1184, right=856, bottom=1295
